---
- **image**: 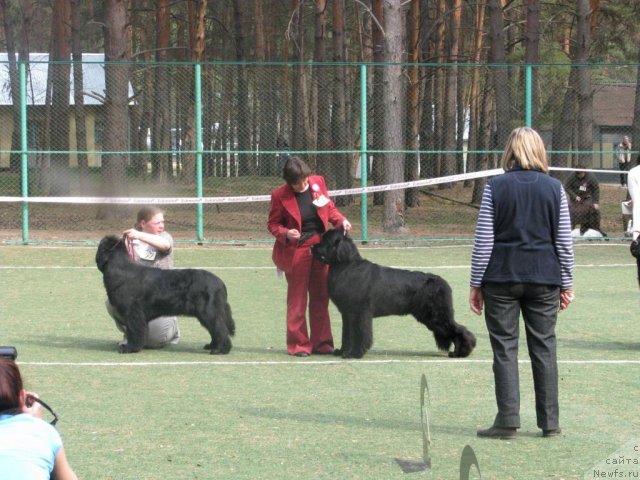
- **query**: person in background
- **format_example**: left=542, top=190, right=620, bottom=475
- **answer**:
left=469, top=127, right=575, bottom=440
left=267, top=156, right=352, bottom=357
left=616, top=135, right=632, bottom=187
left=105, top=206, right=181, bottom=348
left=0, top=359, right=78, bottom=479
left=563, top=164, right=605, bottom=236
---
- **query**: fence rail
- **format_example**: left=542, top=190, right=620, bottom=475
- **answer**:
left=0, top=60, right=636, bottom=244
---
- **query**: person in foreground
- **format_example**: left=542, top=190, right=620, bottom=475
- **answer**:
left=0, top=359, right=78, bottom=479
left=105, top=206, right=181, bottom=348
left=469, top=127, right=575, bottom=440
left=268, top=156, right=352, bottom=357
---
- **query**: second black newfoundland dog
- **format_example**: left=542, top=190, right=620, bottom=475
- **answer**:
left=96, top=235, right=235, bottom=354
left=311, top=229, right=476, bottom=359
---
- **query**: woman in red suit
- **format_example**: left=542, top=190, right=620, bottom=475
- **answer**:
left=268, top=156, right=352, bottom=357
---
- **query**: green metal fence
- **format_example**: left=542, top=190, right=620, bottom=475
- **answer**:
left=0, top=60, right=635, bottom=244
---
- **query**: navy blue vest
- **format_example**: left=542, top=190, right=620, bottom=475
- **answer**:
left=483, top=168, right=563, bottom=286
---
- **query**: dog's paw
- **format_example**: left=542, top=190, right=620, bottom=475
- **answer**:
left=209, top=340, right=232, bottom=355
left=333, top=348, right=343, bottom=356
left=203, top=343, right=211, bottom=350
left=341, top=350, right=365, bottom=359
left=118, top=344, right=141, bottom=354
left=209, top=348, right=231, bottom=355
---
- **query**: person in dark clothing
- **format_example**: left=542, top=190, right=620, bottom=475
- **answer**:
left=615, top=136, right=632, bottom=187
left=564, top=165, right=605, bottom=236
left=469, top=127, right=575, bottom=440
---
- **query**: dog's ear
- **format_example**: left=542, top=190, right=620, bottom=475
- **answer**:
left=96, top=236, right=122, bottom=272
left=334, top=233, right=353, bottom=263
left=96, top=245, right=109, bottom=272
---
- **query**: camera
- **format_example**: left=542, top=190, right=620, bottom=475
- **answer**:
left=0, top=346, right=17, bottom=360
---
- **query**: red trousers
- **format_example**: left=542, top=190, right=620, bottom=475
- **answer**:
left=284, top=236, right=334, bottom=355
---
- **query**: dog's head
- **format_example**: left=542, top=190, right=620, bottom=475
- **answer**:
left=96, top=235, right=125, bottom=272
left=311, top=229, right=360, bottom=265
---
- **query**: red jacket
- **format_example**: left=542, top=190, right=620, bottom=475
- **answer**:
left=267, top=175, right=346, bottom=273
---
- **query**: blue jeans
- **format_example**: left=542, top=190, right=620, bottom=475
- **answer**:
left=482, top=282, right=560, bottom=430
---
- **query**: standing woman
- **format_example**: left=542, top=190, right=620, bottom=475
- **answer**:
left=616, top=135, right=632, bottom=187
left=469, top=127, right=575, bottom=439
left=105, top=206, right=181, bottom=348
left=268, top=156, right=352, bottom=357
left=0, top=359, right=78, bottom=479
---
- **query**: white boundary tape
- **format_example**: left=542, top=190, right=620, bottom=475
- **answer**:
left=0, top=169, right=505, bottom=204
left=0, top=167, right=624, bottom=205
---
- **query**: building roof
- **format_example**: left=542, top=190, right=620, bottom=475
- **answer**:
left=0, top=53, right=133, bottom=105
left=593, top=83, right=635, bottom=127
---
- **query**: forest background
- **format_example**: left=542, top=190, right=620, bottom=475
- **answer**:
left=0, top=0, right=639, bottom=237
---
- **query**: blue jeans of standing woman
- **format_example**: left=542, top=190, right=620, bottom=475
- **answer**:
left=482, top=282, right=560, bottom=431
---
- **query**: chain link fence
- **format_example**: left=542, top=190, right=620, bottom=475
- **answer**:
left=0, top=59, right=636, bottom=244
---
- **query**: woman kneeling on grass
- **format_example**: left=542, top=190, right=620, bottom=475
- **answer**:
left=0, top=358, right=78, bottom=479
left=105, top=206, right=181, bottom=348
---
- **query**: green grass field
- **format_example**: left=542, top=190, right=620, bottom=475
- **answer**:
left=0, top=241, right=638, bottom=479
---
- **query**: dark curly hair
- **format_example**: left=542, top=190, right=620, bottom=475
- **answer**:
left=282, top=156, right=312, bottom=185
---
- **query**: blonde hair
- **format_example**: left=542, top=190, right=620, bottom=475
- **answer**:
left=501, top=127, right=549, bottom=173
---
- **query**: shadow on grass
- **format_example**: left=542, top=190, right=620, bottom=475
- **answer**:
left=22, top=335, right=117, bottom=353
left=19, top=335, right=480, bottom=360
left=240, top=405, right=486, bottom=439
left=239, top=406, right=421, bottom=431
left=365, top=349, right=451, bottom=358
left=560, top=338, right=640, bottom=352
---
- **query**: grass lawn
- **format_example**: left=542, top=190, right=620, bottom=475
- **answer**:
left=0, top=241, right=638, bottom=479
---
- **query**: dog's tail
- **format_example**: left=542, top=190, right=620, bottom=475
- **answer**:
left=432, top=323, right=476, bottom=358
left=447, top=324, right=477, bottom=358
left=224, top=302, right=235, bottom=337
left=422, top=277, right=476, bottom=358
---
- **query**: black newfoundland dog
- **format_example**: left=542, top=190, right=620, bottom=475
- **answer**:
left=96, top=235, right=235, bottom=354
left=311, top=229, right=476, bottom=359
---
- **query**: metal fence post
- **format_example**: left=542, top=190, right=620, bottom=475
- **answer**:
left=20, top=61, right=29, bottom=244
left=525, top=64, right=532, bottom=128
left=360, top=63, right=368, bottom=242
left=195, top=62, right=204, bottom=242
